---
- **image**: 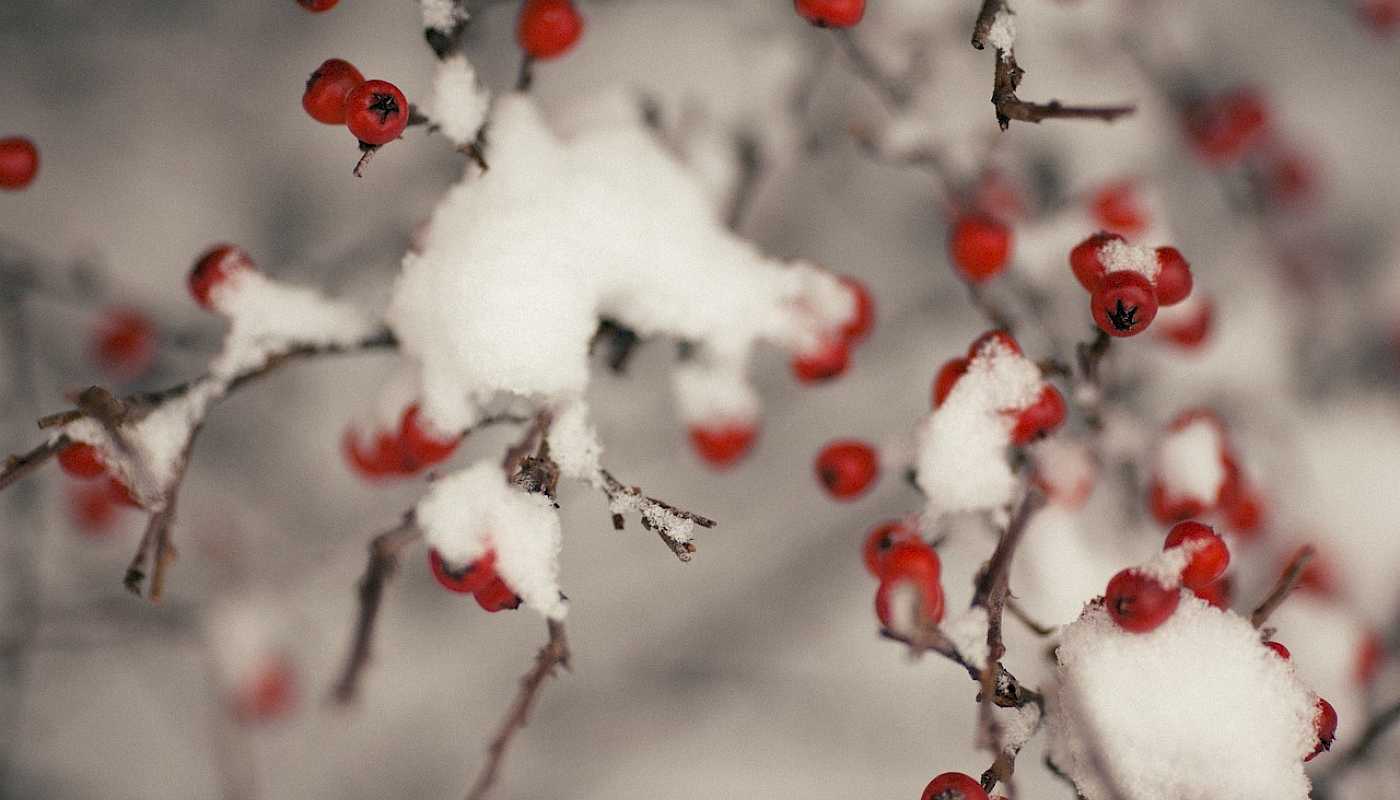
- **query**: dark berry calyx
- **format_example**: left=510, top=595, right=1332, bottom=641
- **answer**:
left=1105, top=298, right=1139, bottom=331
left=368, top=93, right=402, bottom=123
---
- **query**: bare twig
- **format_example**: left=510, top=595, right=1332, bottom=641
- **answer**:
left=463, top=618, right=570, bottom=800
left=967, top=281, right=1016, bottom=333
left=352, top=143, right=381, bottom=178
left=878, top=627, right=1043, bottom=709
left=1250, top=545, right=1314, bottom=629
left=1005, top=598, right=1056, bottom=637
left=331, top=515, right=422, bottom=704
left=597, top=469, right=715, bottom=562
left=0, top=436, right=67, bottom=492
left=833, top=29, right=913, bottom=108
left=973, top=489, right=1045, bottom=663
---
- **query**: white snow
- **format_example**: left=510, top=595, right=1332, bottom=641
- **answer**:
left=944, top=606, right=991, bottom=670
left=1098, top=237, right=1161, bottom=283
left=987, top=10, right=1017, bottom=55
left=427, top=55, right=490, bottom=148
left=1155, top=416, right=1226, bottom=508
left=547, top=399, right=602, bottom=484
left=1050, top=596, right=1320, bottom=800
left=1030, top=437, right=1097, bottom=507
left=420, top=0, right=466, bottom=33
left=416, top=460, right=567, bottom=619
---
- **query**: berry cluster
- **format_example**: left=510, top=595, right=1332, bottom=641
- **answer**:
left=344, top=405, right=461, bottom=479
left=947, top=213, right=1012, bottom=284
left=791, top=275, right=875, bottom=384
left=1070, top=233, right=1193, bottom=338
left=863, top=521, right=944, bottom=633
left=814, top=439, right=879, bottom=500
left=0, top=136, right=39, bottom=190
left=794, top=0, right=866, bottom=28
left=1148, top=409, right=1265, bottom=538
left=302, top=59, right=409, bottom=146
left=933, top=331, right=1066, bottom=445
left=58, top=442, right=141, bottom=533
left=517, top=0, right=585, bottom=60
left=1104, top=520, right=1229, bottom=634
left=428, top=548, right=522, bottom=612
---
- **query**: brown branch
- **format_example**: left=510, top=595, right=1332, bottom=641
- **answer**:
left=1250, top=545, right=1314, bottom=629
left=0, top=435, right=67, bottom=492
left=331, top=515, right=422, bottom=704
left=1005, top=597, right=1056, bottom=637
left=463, top=618, right=570, bottom=800
left=597, top=469, right=715, bottom=562
left=352, top=143, right=381, bottom=178
left=966, top=281, right=1016, bottom=333
left=973, top=489, right=1045, bottom=662
left=878, top=627, right=1042, bottom=709
left=833, top=29, right=913, bottom=108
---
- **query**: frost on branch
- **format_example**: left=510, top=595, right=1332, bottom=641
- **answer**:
left=1050, top=596, right=1320, bottom=799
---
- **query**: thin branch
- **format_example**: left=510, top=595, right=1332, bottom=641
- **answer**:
left=597, top=469, right=715, bottom=562
left=330, top=515, right=422, bottom=704
left=1005, top=598, right=1056, bottom=637
left=878, top=627, right=1042, bottom=709
left=832, top=29, right=913, bottom=109
left=352, top=143, right=381, bottom=178
left=0, top=436, right=67, bottom=492
left=967, top=281, right=1016, bottom=333
left=1250, top=545, right=1314, bottom=629
left=463, top=618, right=570, bottom=800
left=972, top=488, right=1045, bottom=663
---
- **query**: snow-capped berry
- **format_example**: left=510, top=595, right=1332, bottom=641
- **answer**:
left=791, top=336, right=850, bottom=383
left=58, top=442, right=106, bottom=479
left=343, top=428, right=404, bottom=478
left=875, top=543, right=944, bottom=629
left=1091, top=270, right=1158, bottom=337
left=1159, top=297, right=1213, bottom=349
left=1104, top=568, right=1180, bottom=633
left=92, top=308, right=155, bottom=379
left=688, top=422, right=757, bottom=469
left=794, top=0, right=866, bottom=28
left=1163, top=520, right=1230, bottom=590
left=345, top=80, right=409, bottom=146
left=862, top=520, right=921, bottom=576
left=1153, top=247, right=1193, bottom=306
left=297, top=0, right=338, bottom=11
left=921, top=771, right=989, bottom=800
left=429, top=548, right=496, bottom=595
left=967, top=329, right=1022, bottom=358
left=0, top=136, right=39, bottom=190
left=838, top=275, right=875, bottom=343
left=1148, top=478, right=1207, bottom=524
left=1008, top=385, right=1066, bottom=446
left=1069, top=232, right=1123, bottom=293
left=932, top=357, right=969, bottom=408
left=399, top=405, right=460, bottom=470
left=1091, top=181, right=1148, bottom=236
left=1306, top=698, right=1338, bottom=762
left=235, top=657, right=297, bottom=723
left=1264, top=640, right=1291, bottom=660
left=69, top=482, right=117, bottom=533
left=1355, top=631, right=1384, bottom=685
left=815, top=440, right=879, bottom=500
left=517, top=0, right=584, bottom=60
left=107, top=476, right=142, bottom=508
left=474, top=577, right=523, bottom=613
left=189, top=244, right=255, bottom=311
left=948, top=213, right=1011, bottom=283
left=1193, top=576, right=1232, bottom=609
left=302, top=58, right=365, bottom=125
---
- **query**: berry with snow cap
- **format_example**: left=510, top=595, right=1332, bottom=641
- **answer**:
left=1007, top=384, right=1066, bottom=446
left=1193, top=576, right=1232, bottom=609
left=948, top=213, right=1011, bottom=284
left=932, top=357, right=969, bottom=408
left=345, top=80, right=409, bottom=146
left=921, top=771, right=989, bottom=800
left=189, top=244, right=255, bottom=311
left=1069, top=232, right=1124, bottom=292
left=474, top=576, right=523, bottom=613
left=517, top=0, right=584, bottom=60
left=1163, top=520, right=1230, bottom=590
left=838, top=275, right=875, bottom=343
left=815, top=440, right=879, bottom=500
left=875, top=542, right=944, bottom=630
left=1153, top=247, right=1194, bottom=306
left=428, top=548, right=497, bottom=595
left=688, top=421, right=757, bottom=469
left=58, top=442, right=106, bottom=479
left=1265, top=640, right=1291, bottom=660
left=791, top=336, right=850, bottom=383
left=1104, top=568, right=1180, bottom=633
left=1306, top=698, right=1338, bottom=761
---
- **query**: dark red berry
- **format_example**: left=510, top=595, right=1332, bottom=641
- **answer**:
left=1008, top=385, right=1066, bottom=446
left=932, top=357, right=969, bottom=408
left=0, top=136, right=39, bottom=190
left=1153, top=247, right=1193, bottom=306
left=345, top=80, right=409, bottom=146
left=839, top=275, right=875, bottom=343
left=1091, top=181, right=1147, bottom=236
left=429, top=548, right=496, bottom=595
left=688, top=422, right=757, bottom=469
left=1105, top=568, right=1180, bottom=633
left=92, top=308, right=155, bottom=380
left=1306, top=698, right=1338, bottom=761
left=302, top=58, right=365, bottom=125
left=1163, top=520, right=1230, bottom=590
left=948, top=214, right=1011, bottom=283
left=1069, top=232, right=1123, bottom=292
left=791, top=336, right=850, bottom=383
left=297, top=0, right=338, bottom=11
left=474, top=577, right=522, bottom=613
left=921, top=771, right=989, bottom=800
left=58, top=442, right=106, bottom=479
left=1264, top=640, right=1291, bottom=660
left=794, top=0, right=866, bottom=28
left=1091, top=270, right=1158, bottom=337
left=189, top=244, right=255, bottom=311
left=517, top=0, right=584, bottom=60
left=815, top=440, right=879, bottom=500
left=862, top=520, right=920, bottom=576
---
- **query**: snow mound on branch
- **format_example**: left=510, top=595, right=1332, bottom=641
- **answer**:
left=915, top=340, right=1043, bottom=516
left=388, top=93, right=853, bottom=434
left=416, top=460, right=566, bottom=620
left=1154, top=416, right=1226, bottom=508
left=420, top=0, right=466, bottom=33
left=427, top=55, right=489, bottom=148
left=1050, top=596, right=1318, bottom=800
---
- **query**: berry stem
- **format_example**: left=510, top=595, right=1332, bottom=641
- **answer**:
left=352, top=142, right=381, bottom=178
left=1250, top=544, right=1315, bottom=629
left=330, top=514, right=423, bottom=704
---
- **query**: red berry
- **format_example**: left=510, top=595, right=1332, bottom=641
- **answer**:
left=345, top=80, right=409, bottom=146
left=932, top=357, right=969, bottom=408
left=948, top=214, right=1011, bottom=283
left=429, top=548, right=497, bottom=595
left=399, top=405, right=460, bottom=471
left=1148, top=479, right=1207, bottom=524
left=474, top=576, right=522, bottom=613
left=1354, top=631, right=1384, bottom=685
left=1193, top=575, right=1232, bottom=609
left=189, top=244, right=255, bottom=311
left=1264, top=640, right=1291, bottom=660
left=236, top=658, right=297, bottom=722
left=298, top=0, right=338, bottom=10
left=1159, top=298, right=1213, bottom=349
left=862, top=520, right=921, bottom=576
left=839, top=275, right=875, bottom=343
left=1217, top=461, right=1265, bottom=538
left=815, top=440, right=879, bottom=500
left=343, top=428, right=404, bottom=478
left=921, top=771, right=989, bottom=800
left=69, top=482, right=117, bottom=533
left=1306, top=698, right=1338, bottom=762
left=1091, top=270, right=1158, bottom=337
left=791, top=336, right=850, bottom=383
left=58, top=442, right=106, bottom=479
left=1186, top=89, right=1269, bottom=164
left=967, top=329, right=1022, bottom=359
left=688, top=422, right=757, bottom=469
left=1104, top=568, right=1180, bottom=633
left=0, top=136, right=39, bottom=190
left=92, top=308, right=156, bottom=379
left=875, top=543, right=944, bottom=629
left=1007, top=385, right=1066, bottom=446
left=794, top=0, right=866, bottom=28
left=1153, top=247, right=1193, bottom=306
left=1163, top=520, right=1230, bottom=590
left=1091, top=181, right=1147, bottom=236
left=302, top=58, right=365, bottom=125
left=108, top=476, right=142, bottom=508
left=1359, top=0, right=1400, bottom=33
left=1069, top=232, right=1123, bottom=293
left=517, top=0, right=584, bottom=60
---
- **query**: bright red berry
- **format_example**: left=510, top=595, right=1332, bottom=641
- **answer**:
left=474, top=576, right=522, bottom=613
left=517, top=0, right=585, bottom=60
left=1069, top=232, right=1123, bottom=293
left=0, top=137, right=39, bottom=190
left=343, top=428, right=404, bottom=479
left=69, top=482, right=117, bottom=533
left=1193, top=575, right=1232, bottom=609
left=948, top=214, right=1011, bottom=283
left=794, top=0, right=866, bottom=28
left=1163, top=520, right=1230, bottom=590
left=1105, top=568, right=1180, bottom=633
left=1306, top=698, right=1338, bottom=762
left=399, top=405, right=460, bottom=470
left=791, top=336, right=850, bottom=383
left=839, top=275, right=875, bottom=343
left=236, top=657, right=297, bottom=722
left=58, top=442, right=106, bottom=479
left=1153, top=247, right=1193, bottom=306
left=302, top=58, right=365, bottom=125
left=345, top=80, right=409, bottom=146
left=189, top=244, right=255, bottom=311
left=297, top=0, right=338, bottom=11
left=1264, top=640, right=1291, bottom=660
left=1159, top=298, right=1213, bottom=349
left=921, top=771, right=989, bottom=800
left=875, top=543, right=944, bottom=629
left=932, top=357, right=969, bottom=408
left=1091, top=181, right=1148, bottom=236
left=967, top=329, right=1022, bottom=359
left=815, top=440, right=879, bottom=500
left=429, top=548, right=497, bottom=595
left=861, top=520, right=923, bottom=577
left=1091, top=270, right=1158, bottom=337
left=688, top=422, right=757, bottom=469
left=1007, top=385, right=1066, bottom=446
left=92, top=308, right=155, bottom=380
